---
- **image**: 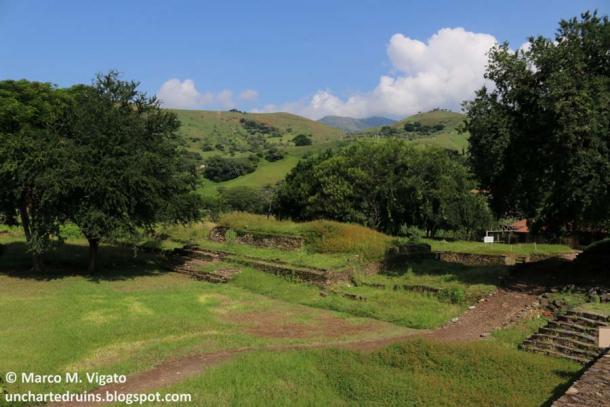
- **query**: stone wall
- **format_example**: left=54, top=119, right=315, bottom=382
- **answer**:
left=552, top=351, right=610, bottom=406
left=209, top=226, right=304, bottom=250
left=435, top=251, right=515, bottom=266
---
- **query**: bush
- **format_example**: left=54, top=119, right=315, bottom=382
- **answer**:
left=292, top=134, right=312, bottom=146
left=203, top=155, right=259, bottom=182
left=264, top=147, right=285, bottom=162
left=240, top=118, right=281, bottom=137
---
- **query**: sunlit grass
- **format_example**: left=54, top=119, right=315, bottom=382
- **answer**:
left=157, top=339, right=579, bottom=407
left=423, top=239, right=574, bottom=256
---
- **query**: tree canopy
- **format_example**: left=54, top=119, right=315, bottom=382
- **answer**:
left=62, top=72, right=201, bottom=271
left=274, top=139, right=491, bottom=236
left=464, top=12, right=610, bottom=234
left=0, top=73, right=202, bottom=272
left=0, top=80, right=71, bottom=269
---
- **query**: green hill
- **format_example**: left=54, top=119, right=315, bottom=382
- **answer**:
left=169, top=109, right=346, bottom=196
left=171, top=109, right=345, bottom=151
left=356, top=110, right=469, bottom=151
left=392, top=110, right=464, bottom=130
left=318, top=115, right=395, bottom=132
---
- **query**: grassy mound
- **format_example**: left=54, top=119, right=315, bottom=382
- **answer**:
left=218, top=212, right=395, bottom=260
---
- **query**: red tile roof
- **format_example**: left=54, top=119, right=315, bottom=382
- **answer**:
left=511, top=219, right=529, bottom=233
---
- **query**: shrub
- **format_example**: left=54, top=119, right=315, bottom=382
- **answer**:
left=203, top=155, right=259, bottom=182
left=292, top=134, right=312, bottom=146
left=240, top=118, right=281, bottom=137
left=264, top=147, right=285, bottom=162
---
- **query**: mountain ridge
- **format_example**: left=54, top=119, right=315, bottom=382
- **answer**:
left=318, top=115, right=396, bottom=132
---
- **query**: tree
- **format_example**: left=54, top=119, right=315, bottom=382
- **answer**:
left=464, top=12, right=610, bottom=234
left=292, top=134, right=312, bottom=146
left=203, top=155, right=259, bottom=182
left=274, top=139, right=491, bottom=235
left=0, top=80, right=70, bottom=270
left=63, top=72, right=201, bottom=272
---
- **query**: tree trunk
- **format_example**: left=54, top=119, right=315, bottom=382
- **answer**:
left=19, top=198, right=44, bottom=271
left=32, top=254, right=44, bottom=272
left=18, top=201, right=32, bottom=242
left=88, top=238, right=100, bottom=273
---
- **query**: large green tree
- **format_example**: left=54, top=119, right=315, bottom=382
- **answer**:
left=274, top=140, right=491, bottom=236
left=63, top=72, right=201, bottom=272
left=0, top=80, right=70, bottom=270
left=464, top=12, right=610, bottom=234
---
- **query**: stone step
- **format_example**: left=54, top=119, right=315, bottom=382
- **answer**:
left=546, top=320, right=600, bottom=335
left=174, top=268, right=229, bottom=283
left=522, top=339, right=600, bottom=358
left=539, top=327, right=597, bottom=343
left=558, top=314, right=610, bottom=328
left=565, top=311, right=610, bottom=323
left=520, top=344, right=590, bottom=364
left=528, top=333, right=599, bottom=351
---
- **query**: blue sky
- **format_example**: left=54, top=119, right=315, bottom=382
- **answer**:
left=1, top=0, right=607, bottom=118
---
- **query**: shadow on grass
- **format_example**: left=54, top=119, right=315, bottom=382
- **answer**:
left=381, top=258, right=507, bottom=287
left=0, top=241, right=188, bottom=282
left=541, top=366, right=588, bottom=407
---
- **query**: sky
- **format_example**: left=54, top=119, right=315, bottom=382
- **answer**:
left=1, top=0, right=608, bottom=119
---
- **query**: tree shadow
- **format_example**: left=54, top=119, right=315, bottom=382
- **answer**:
left=0, top=241, right=189, bottom=282
left=381, top=257, right=507, bottom=287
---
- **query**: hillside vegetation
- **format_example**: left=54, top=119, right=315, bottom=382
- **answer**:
left=170, top=109, right=346, bottom=195
left=172, top=109, right=345, bottom=150
left=356, top=110, right=469, bottom=151
left=318, top=115, right=395, bottom=132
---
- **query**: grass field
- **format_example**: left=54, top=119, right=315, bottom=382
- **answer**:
left=157, top=339, right=578, bottom=407
left=424, top=239, right=574, bottom=256
left=0, top=224, right=585, bottom=407
left=0, top=242, right=410, bottom=402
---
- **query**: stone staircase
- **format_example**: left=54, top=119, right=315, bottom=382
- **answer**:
left=172, top=257, right=240, bottom=283
left=521, top=310, right=610, bottom=364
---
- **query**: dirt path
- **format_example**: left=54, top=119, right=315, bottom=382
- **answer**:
left=421, top=288, right=537, bottom=342
left=49, top=289, right=536, bottom=406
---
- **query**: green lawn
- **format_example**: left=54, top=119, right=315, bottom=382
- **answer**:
left=0, top=233, right=582, bottom=407
left=232, top=268, right=465, bottom=329
left=424, top=239, right=574, bottom=256
left=0, top=243, right=409, bottom=403
left=157, top=340, right=579, bottom=407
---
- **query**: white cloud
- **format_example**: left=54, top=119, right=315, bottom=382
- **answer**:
left=216, top=89, right=234, bottom=108
left=157, top=80, right=251, bottom=109
left=239, top=89, right=259, bottom=101
left=268, top=27, right=498, bottom=119
left=157, top=79, right=213, bottom=108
